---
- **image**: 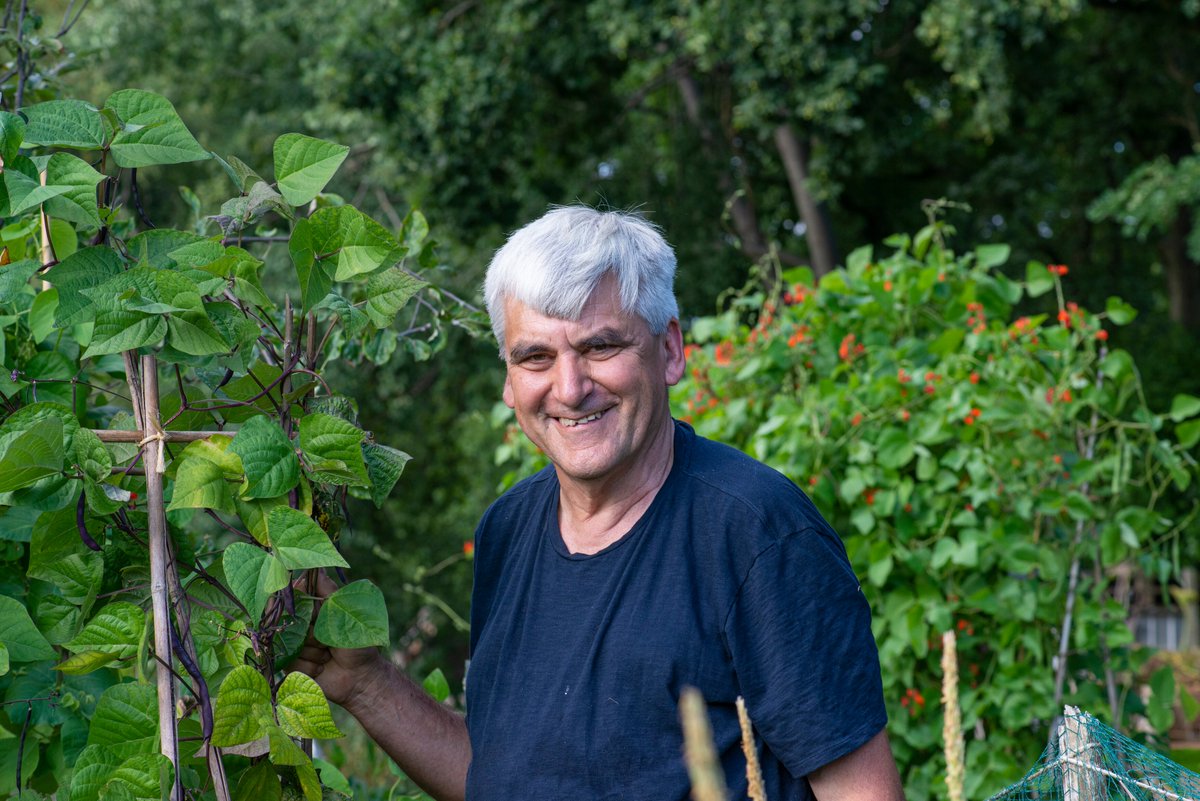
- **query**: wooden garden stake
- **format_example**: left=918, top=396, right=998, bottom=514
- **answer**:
left=139, top=354, right=182, bottom=801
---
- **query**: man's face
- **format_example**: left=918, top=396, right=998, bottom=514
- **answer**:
left=501, top=276, right=685, bottom=488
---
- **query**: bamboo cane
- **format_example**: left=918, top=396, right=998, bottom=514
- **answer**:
left=139, top=354, right=182, bottom=801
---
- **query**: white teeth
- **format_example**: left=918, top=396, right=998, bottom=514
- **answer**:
left=560, top=411, right=603, bottom=427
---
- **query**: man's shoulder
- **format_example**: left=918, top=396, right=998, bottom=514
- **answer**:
left=673, top=422, right=827, bottom=539
left=478, top=464, right=556, bottom=529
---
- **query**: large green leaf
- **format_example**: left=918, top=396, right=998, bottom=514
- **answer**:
left=107, top=753, right=175, bottom=801
left=307, top=206, right=400, bottom=281
left=0, top=417, right=64, bottom=492
left=68, top=744, right=122, bottom=801
left=0, top=110, right=25, bottom=163
left=0, top=258, right=39, bottom=304
left=1025, top=261, right=1054, bottom=297
left=126, top=229, right=207, bottom=268
left=1169, top=393, right=1200, bottom=422
left=233, top=761, right=281, bottom=801
left=72, top=427, right=112, bottom=483
left=65, top=602, right=145, bottom=658
left=105, top=89, right=210, bottom=168
left=876, top=428, right=916, bottom=470
left=86, top=683, right=159, bottom=760
left=20, top=100, right=105, bottom=149
left=314, top=580, right=389, bottom=649
left=0, top=154, right=71, bottom=216
left=82, top=309, right=166, bottom=357
left=168, top=456, right=233, bottom=513
left=211, top=665, right=272, bottom=747
left=56, top=650, right=121, bottom=676
left=45, top=247, right=125, bottom=327
left=268, top=507, right=348, bottom=569
left=0, top=595, right=55, bottom=662
left=194, top=246, right=272, bottom=308
left=275, top=671, right=344, bottom=739
left=363, top=443, right=411, bottom=508
left=40, top=553, right=103, bottom=612
left=222, top=542, right=289, bottom=623
left=166, top=310, right=231, bottom=356
left=289, top=218, right=333, bottom=311
left=230, top=416, right=300, bottom=499
left=167, top=436, right=241, bottom=513
left=44, top=152, right=106, bottom=228
left=299, top=413, right=368, bottom=486
left=364, top=267, right=426, bottom=328
left=273, top=133, right=349, bottom=207
left=28, top=507, right=95, bottom=582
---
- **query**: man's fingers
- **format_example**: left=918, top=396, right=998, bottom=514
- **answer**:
left=296, top=642, right=332, bottom=666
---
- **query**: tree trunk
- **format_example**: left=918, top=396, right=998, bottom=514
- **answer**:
left=675, top=68, right=783, bottom=267
left=1161, top=210, right=1200, bottom=330
left=773, top=123, right=838, bottom=278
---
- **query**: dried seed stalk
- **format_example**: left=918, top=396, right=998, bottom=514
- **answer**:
left=680, top=686, right=728, bottom=801
left=942, top=630, right=965, bottom=801
left=736, top=696, right=766, bottom=801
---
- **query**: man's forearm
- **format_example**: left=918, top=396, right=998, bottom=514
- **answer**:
left=342, top=659, right=471, bottom=801
left=808, top=729, right=905, bottom=801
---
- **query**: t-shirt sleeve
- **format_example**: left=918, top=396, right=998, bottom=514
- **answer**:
left=723, top=525, right=888, bottom=778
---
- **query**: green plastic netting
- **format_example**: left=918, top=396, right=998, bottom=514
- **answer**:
left=987, top=706, right=1200, bottom=801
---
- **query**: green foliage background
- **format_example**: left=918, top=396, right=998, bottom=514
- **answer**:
left=8, top=0, right=1193, bottom=796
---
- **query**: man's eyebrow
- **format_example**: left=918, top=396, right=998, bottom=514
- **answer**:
left=508, top=342, right=548, bottom=362
left=577, top=328, right=630, bottom=348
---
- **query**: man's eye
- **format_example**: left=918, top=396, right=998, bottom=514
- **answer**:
left=587, top=343, right=617, bottom=356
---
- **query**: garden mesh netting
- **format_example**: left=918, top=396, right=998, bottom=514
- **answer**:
left=987, top=706, right=1200, bottom=801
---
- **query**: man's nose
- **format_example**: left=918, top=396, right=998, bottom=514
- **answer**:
left=551, top=354, right=593, bottom=408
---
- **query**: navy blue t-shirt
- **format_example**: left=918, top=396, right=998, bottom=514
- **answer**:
left=465, top=421, right=886, bottom=800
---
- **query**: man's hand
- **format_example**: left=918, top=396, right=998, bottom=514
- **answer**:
left=286, top=571, right=471, bottom=801
left=290, top=571, right=385, bottom=714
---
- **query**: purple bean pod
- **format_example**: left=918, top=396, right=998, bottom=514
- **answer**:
left=76, top=493, right=101, bottom=551
left=170, top=621, right=213, bottom=741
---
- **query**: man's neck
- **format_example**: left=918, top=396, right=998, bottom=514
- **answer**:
left=556, top=421, right=676, bottom=555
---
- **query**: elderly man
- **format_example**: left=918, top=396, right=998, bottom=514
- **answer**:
left=294, top=207, right=904, bottom=800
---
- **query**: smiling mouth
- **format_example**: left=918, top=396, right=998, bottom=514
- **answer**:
left=558, top=410, right=606, bottom=428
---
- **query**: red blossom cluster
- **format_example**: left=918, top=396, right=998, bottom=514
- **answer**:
left=966, top=302, right=987, bottom=335
left=1046, top=387, right=1073, bottom=404
left=782, top=283, right=809, bottom=305
left=787, top=325, right=810, bottom=347
left=962, top=407, right=982, bottom=426
left=838, top=333, right=864, bottom=361
left=1048, top=264, right=1069, bottom=276
left=900, top=687, right=926, bottom=714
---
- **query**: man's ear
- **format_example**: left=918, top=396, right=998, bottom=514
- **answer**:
left=502, top=371, right=516, bottom=409
left=663, top=319, right=685, bottom=386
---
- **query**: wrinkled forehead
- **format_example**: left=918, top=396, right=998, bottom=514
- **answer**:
left=502, top=281, right=649, bottom=349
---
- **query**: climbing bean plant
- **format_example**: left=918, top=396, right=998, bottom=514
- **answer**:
left=0, top=90, right=463, bottom=801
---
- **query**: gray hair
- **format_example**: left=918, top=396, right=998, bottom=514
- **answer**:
left=484, top=206, right=679, bottom=358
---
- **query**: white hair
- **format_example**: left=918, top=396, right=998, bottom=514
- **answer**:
left=484, top=206, right=679, bottom=358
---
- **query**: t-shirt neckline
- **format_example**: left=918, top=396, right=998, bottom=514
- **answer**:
left=546, top=420, right=692, bottom=560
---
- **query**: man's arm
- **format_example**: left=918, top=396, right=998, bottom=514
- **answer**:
left=807, top=729, right=904, bottom=801
left=290, top=575, right=470, bottom=801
